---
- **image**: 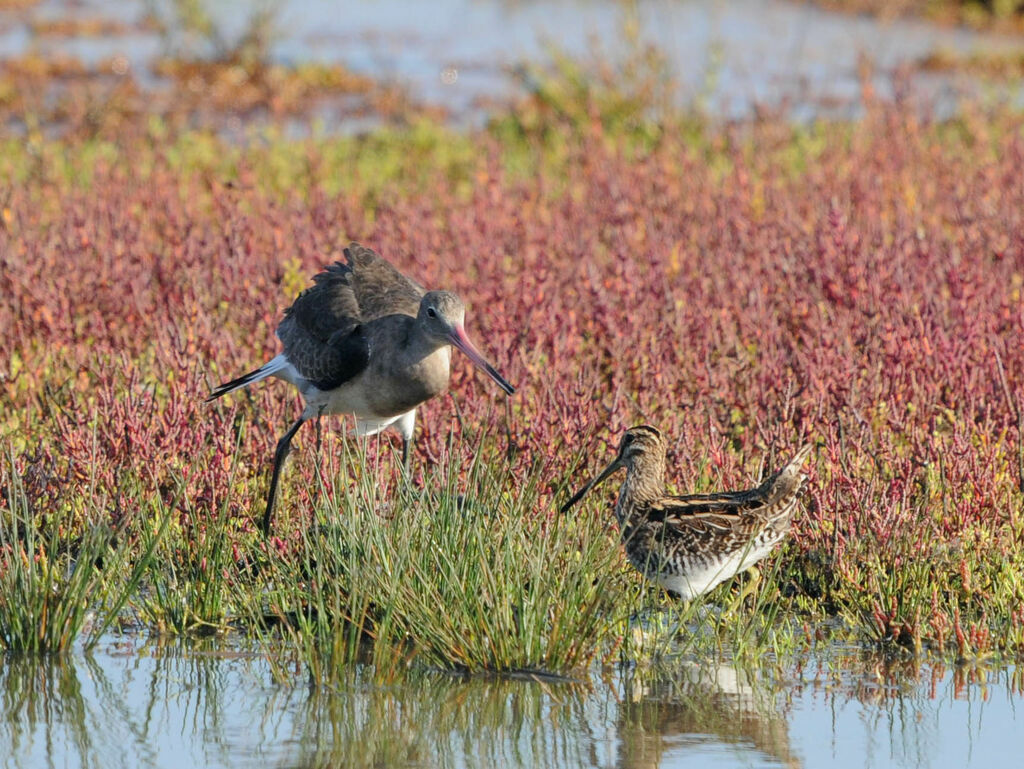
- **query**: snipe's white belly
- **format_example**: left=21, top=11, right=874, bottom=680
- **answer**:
left=653, top=539, right=781, bottom=600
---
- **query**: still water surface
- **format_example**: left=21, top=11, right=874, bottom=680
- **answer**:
left=2, top=0, right=1023, bottom=121
left=1, top=637, right=1019, bottom=768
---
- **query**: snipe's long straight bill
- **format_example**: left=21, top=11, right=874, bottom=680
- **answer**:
left=449, top=325, right=516, bottom=395
left=559, top=457, right=623, bottom=514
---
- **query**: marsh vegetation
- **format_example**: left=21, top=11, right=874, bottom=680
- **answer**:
left=1, top=11, right=1024, bottom=769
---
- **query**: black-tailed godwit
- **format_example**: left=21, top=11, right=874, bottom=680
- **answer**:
left=209, top=242, right=515, bottom=533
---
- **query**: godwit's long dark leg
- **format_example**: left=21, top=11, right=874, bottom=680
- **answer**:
left=262, top=416, right=306, bottom=535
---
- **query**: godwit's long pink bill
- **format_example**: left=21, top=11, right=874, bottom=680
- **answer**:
left=447, top=324, right=514, bottom=394
left=208, top=242, right=515, bottom=534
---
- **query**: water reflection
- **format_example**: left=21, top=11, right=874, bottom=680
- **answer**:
left=0, top=639, right=1020, bottom=769
left=0, top=640, right=612, bottom=769
left=617, top=661, right=799, bottom=769
left=793, top=652, right=1024, bottom=769
left=2, top=654, right=95, bottom=766
left=1, top=639, right=275, bottom=768
left=290, top=671, right=606, bottom=768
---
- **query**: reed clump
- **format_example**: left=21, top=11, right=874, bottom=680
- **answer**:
left=252, top=432, right=630, bottom=677
left=0, top=450, right=163, bottom=652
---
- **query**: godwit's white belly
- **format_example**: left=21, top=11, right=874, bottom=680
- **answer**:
left=284, top=368, right=416, bottom=439
left=302, top=376, right=376, bottom=419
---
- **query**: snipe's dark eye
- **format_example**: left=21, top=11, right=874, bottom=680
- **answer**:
left=623, top=434, right=634, bottom=445
left=427, top=307, right=437, bottom=318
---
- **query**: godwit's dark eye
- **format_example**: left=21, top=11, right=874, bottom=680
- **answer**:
left=427, top=307, right=437, bottom=318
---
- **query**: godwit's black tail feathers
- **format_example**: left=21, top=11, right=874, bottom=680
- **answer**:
left=206, top=355, right=291, bottom=402
left=207, top=370, right=260, bottom=401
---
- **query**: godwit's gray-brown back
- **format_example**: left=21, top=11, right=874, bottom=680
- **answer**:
left=561, top=426, right=812, bottom=600
left=208, top=242, right=516, bottom=534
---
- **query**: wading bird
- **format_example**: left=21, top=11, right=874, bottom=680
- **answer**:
left=208, top=242, right=515, bottom=534
left=561, top=426, right=811, bottom=600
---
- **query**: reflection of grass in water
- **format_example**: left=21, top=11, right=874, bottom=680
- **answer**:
left=292, top=665, right=599, bottom=769
left=2, top=634, right=1021, bottom=767
left=0, top=640, right=598, bottom=769
left=0, top=654, right=94, bottom=760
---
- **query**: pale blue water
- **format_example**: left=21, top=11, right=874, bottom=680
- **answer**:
left=1, top=0, right=1022, bottom=122
left=1, top=637, right=1020, bottom=768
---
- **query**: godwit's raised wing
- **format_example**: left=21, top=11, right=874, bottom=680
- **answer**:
left=208, top=242, right=515, bottom=535
left=274, top=242, right=425, bottom=390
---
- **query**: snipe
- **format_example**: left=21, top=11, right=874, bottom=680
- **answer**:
left=561, top=426, right=812, bottom=600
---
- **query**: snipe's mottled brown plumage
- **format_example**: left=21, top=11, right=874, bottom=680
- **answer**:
left=561, top=426, right=812, bottom=599
left=208, top=242, right=516, bottom=534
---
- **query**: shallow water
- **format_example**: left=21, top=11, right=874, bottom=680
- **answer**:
left=1, top=0, right=1022, bottom=122
left=1, top=637, right=1020, bottom=769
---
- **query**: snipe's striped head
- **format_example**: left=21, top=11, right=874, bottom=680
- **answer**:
left=560, top=425, right=665, bottom=514
left=615, top=425, right=663, bottom=464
